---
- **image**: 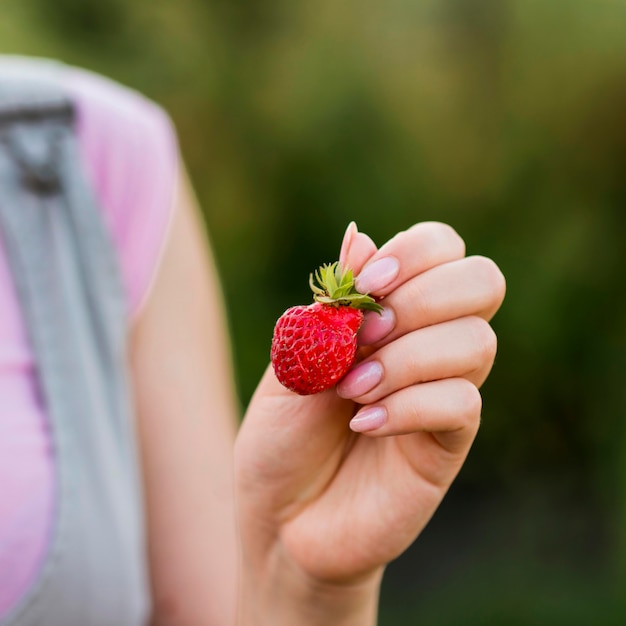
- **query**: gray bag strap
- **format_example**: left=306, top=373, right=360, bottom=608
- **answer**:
left=0, top=63, right=149, bottom=626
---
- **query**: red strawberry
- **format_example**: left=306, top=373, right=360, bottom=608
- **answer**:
left=271, top=262, right=382, bottom=395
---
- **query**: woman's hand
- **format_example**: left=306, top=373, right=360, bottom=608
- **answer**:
left=235, top=222, right=506, bottom=624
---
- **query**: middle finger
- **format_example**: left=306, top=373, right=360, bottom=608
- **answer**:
left=358, top=255, right=506, bottom=347
left=338, top=315, right=497, bottom=404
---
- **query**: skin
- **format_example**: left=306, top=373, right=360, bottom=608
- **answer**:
left=130, top=169, right=506, bottom=625
left=130, top=173, right=239, bottom=625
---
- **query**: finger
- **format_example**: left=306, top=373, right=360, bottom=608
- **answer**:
left=340, top=222, right=378, bottom=275
left=349, top=377, right=481, bottom=454
left=338, top=316, right=497, bottom=403
left=358, top=255, right=506, bottom=346
left=354, top=222, right=466, bottom=297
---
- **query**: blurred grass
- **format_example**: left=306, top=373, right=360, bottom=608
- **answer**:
left=2, top=0, right=626, bottom=622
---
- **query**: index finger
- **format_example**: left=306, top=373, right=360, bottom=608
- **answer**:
left=354, top=222, right=466, bottom=297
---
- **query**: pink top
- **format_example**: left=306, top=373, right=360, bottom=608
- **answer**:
left=0, top=64, right=178, bottom=616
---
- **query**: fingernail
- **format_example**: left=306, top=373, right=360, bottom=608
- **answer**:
left=337, top=360, right=383, bottom=399
left=355, top=257, right=399, bottom=294
left=339, top=221, right=358, bottom=267
left=358, top=307, right=395, bottom=345
left=350, top=406, right=387, bottom=432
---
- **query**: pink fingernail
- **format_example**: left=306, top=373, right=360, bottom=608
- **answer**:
left=350, top=406, right=387, bottom=432
left=358, top=307, right=395, bottom=345
left=337, top=360, right=383, bottom=399
left=355, top=257, right=399, bottom=294
left=339, top=221, right=358, bottom=267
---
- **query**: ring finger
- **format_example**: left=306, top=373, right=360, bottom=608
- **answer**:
left=337, top=315, right=497, bottom=404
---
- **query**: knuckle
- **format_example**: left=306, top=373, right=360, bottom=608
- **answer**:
left=407, top=279, right=433, bottom=323
left=400, top=344, right=423, bottom=381
left=380, top=222, right=467, bottom=271
left=420, top=221, right=466, bottom=256
left=402, top=221, right=466, bottom=259
left=466, top=315, right=498, bottom=364
left=456, top=379, right=482, bottom=430
left=468, top=255, right=506, bottom=304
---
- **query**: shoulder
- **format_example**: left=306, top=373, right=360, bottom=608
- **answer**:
left=63, top=65, right=181, bottom=318
left=64, top=64, right=176, bottom=156
left=62, top=63, right=178, bottom=208
left=0, top=56, right=181, bottom=318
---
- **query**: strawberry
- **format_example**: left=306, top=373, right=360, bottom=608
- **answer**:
left=271, top=262, right=382, bottom=395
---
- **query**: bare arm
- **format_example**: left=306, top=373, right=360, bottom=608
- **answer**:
left=129, top=169, right=239, bottom=625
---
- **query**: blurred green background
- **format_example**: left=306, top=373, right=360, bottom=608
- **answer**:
left=3, top=0, right=626, bottom=623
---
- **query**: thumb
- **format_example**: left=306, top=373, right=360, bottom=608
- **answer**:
left=237, top=364, right=352, bottom=509
left=237, top=223, right=377, bottom=503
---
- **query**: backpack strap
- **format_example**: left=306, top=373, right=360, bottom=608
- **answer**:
left=0, top=62, right=149, bottom=626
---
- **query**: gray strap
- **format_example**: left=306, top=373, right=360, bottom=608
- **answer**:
left=0, top=65, right=149, bottom=626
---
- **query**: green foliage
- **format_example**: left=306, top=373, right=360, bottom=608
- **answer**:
left=3, top=0, right=626, bottom=622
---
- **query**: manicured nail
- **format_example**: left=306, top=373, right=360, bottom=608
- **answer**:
left=337, top=360, right=383, bottom=399
left=339, top=221, right=358, bottom=267
left=358, top=307, right=395, bottom=345
left=350, top=406, right=387, bottom=432
left=355, top=257, right=399, bottom=294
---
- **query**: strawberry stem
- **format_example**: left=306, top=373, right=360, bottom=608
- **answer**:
left=309, top=262, right=383, bottom=313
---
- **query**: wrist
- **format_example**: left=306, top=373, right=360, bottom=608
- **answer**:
left=238, top=544, right=383, bottom=626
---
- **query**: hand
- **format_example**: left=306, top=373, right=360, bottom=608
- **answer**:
left=235, top=222, right=505, bottom=623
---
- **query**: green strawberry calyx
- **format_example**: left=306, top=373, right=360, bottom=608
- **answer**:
left=309, top=262, right=384, bottom=313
